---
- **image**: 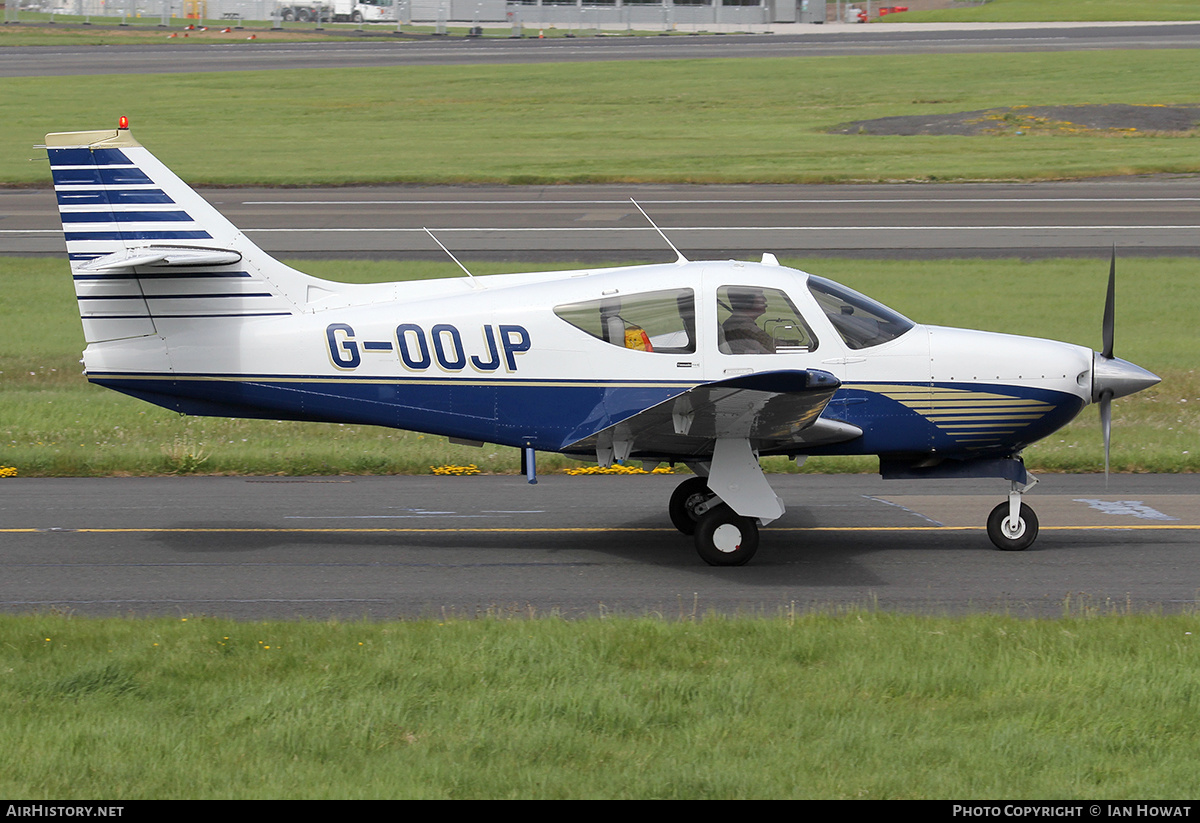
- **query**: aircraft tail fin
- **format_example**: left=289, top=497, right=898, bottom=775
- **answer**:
left=46, top=121, right=323, bottom=345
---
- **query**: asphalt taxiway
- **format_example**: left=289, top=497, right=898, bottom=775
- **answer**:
left=7, top=179, right=1200, bottom=260
left=2, top=474, right=1197, bottom=620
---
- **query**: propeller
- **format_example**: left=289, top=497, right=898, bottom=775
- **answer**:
left=1100, top=248, right=1115, bottom=482
left=1091, top=248, right=1160, bottom=485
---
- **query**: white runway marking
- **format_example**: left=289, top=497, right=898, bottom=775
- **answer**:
left=242, top=198, right=1200, bottom=206
left=284, top=514, right=496, bottom=519
left=237, top=225, right=1200, bottom=233
left=863, top=495, right=946, bottom=527
left=1073, top=499, right=1180, bottom=521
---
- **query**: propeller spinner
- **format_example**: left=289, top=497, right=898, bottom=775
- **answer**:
left=1091, top=249, right=1161, bottom=480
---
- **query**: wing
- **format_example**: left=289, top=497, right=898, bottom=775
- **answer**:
left=563, top=369, right=862, bottom=463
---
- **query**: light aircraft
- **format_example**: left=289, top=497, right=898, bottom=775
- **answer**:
left=44, top=119, right=1161, bottom=565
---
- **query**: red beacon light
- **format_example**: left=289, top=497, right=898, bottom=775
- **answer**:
left=118, top=116, right=130, bottom=131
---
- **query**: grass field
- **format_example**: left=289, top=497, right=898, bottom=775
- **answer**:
left=6, top=49, right=1200, bottom=186
left=5, top=610, right=1200, bottom=799
left=1, top=255, right=1193, bottom=478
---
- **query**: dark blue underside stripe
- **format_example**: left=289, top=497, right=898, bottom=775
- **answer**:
left=82, top=374, right=1084, bottom=458
left=89, top=375, right=693, bottom=452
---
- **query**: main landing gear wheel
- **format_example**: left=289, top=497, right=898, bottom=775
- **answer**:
left=987, top=501, right=1039, bottom=551
left=668, top=476, right=714, bottom=536
left=694, top=505, right=759, bottom=566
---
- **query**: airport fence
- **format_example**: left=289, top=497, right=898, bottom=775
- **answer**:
left=4, top=0, right=781, bottom=29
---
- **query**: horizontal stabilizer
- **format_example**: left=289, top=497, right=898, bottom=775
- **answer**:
left=78, top=246, right=244, bottom=272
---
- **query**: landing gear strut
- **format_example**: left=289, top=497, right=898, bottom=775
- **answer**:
left=667, top=439, right=782, bottom=566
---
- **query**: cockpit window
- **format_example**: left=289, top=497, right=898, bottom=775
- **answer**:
left=806, top=275, right=915, bottom=350
left=716, top=286, right=817, bottom=355
left=554, top=288, right=695, bottom=354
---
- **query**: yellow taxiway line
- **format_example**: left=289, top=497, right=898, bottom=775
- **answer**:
left=3, top=525, right=1199, bottom=534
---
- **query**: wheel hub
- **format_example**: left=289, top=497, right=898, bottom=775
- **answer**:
left=711, top=523, right=743, bottom=553
left=1002, top=517, right=1026, bottom=540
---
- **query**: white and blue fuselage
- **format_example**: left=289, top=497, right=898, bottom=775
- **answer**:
left=46, top=121, right=1159, bottom=563
left=79, top=260, right=1093, bottom=462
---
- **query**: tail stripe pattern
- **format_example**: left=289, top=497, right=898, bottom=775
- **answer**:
left=47, top=131, right=297, bottom=343
left=49, top=146, right=213, bottom=261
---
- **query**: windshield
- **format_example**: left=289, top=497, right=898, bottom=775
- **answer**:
left=806, top=275, right=914, bottom=350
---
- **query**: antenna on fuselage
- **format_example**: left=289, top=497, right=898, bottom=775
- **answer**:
left=631, top=198, right=688, bottom=265
left=423, top=227, right=479, bottom=288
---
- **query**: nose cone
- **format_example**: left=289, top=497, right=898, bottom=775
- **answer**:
left=1092, top=353, right=1161, bottom=402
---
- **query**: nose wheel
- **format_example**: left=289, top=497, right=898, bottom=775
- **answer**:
left=987, top=500, right=1039, bottom=551
left=985, top=476, right=1040, bottom=551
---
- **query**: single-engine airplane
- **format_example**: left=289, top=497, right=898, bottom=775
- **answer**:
left=44, top=119, right=1161, bottom=565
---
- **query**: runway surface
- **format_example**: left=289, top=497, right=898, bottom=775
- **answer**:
left=3, top=22, right=1199, bottom=77
left=7, top=178, right=1200, bottom=260
left=2, top=474, right=1197, bottom=620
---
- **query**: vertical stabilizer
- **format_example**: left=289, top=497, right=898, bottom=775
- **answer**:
left=46, top=122, right=327, bottom=345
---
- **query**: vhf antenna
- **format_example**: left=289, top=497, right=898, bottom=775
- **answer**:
left=424, top=227, right=479, bottom=288
left=631, top=198, right=688, bottom=264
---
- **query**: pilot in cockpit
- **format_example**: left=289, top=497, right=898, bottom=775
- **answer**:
left=722, top=287, right=775, bottom=354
